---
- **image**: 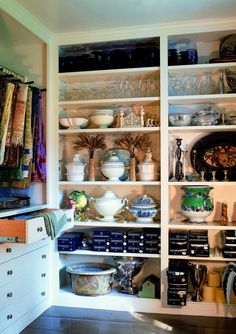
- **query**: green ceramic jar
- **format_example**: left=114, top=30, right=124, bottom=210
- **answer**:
left=181, top=185, right=214, bottom=223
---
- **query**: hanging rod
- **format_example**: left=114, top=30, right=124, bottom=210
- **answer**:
left=0, top=65, right=26, bottom=83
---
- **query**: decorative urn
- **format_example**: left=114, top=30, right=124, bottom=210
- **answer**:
left=128, top=194, right=160, bottom=223
left=90, top=190, right=128, bottom=221
left=181, top=185, right=214, bottom=223
left=137, top=148, right=158, bottom=181
left=65, top=153, right=86, bottom=182
left=100, top=152, right=125, bottom=181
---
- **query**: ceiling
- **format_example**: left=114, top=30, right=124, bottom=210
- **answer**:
left=17, top=0, right=236, bottom=34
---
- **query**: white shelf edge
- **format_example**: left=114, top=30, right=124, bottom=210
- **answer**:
left=58, top=249, right=160, bottom=258
left=58, top=96, right=160, bottom=106
left=168, top=181, right=236, bottom=186
left=0, top=204, right=48, bottom=218
left=168, top=222, right=236, bottom=230
left=168, top=62, right=236, bottom=71
left=168, top=125, right=236, bottom=132
left=59, top=181, right=161, bottom=186
left=168, top=255, right=235, bottom=261
left=74, top=220, right=161, bottom=228
left=59, top=126, right=160, bottom=135
left=168, top=94, right=236, bottom=104
left=58, top=66, right=160, bottom=79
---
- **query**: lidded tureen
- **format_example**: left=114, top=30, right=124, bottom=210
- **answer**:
left=128, top=194, right=160, bottom=223
left=100, top=152, right=125, bottom=181
left=90, top=190, right=128, bottom=221
left=65, top=153, right=86, bottom=182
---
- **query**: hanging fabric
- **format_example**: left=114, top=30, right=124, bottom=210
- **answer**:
left=0, top=82, right=15, bottom=164
left=22, top=88, right=33, bottom=178
left=31, top=88, right=46, bottom=183
left=11, top=83, right=28, bottom=146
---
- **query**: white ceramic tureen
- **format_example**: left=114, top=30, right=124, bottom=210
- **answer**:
left=100, top=152, right=125, bottom=181
left=90, top=190, right=128, bottom=221
left=65, top=153, right=86, bottom=182
left=128, top=194, right=160, bottom=223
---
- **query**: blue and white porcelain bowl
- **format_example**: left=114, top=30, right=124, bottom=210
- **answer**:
left=128, top=194, right=160, bottom=223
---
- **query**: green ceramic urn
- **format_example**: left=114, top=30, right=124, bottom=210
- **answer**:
left=181, top=185, right=214, bottom=223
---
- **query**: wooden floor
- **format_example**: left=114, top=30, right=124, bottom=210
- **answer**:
left=20, top=306, right=236, bottom=334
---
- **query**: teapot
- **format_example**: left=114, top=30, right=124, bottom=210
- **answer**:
left=90, top=190, right=128, bottom=221
left=65, top=153, right=86, bottom=182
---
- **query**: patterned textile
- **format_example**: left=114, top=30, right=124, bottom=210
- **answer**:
left=0, top=77, right=9, bottom=121
left=0, top=82, right=15, bottom=164
left=22, top=89, right=33, bottom=178
left=31, top=88, right=46, bottom=183
left=5, top=85, right=17, bottom=147
left=11, top=84, right=28, bottom=146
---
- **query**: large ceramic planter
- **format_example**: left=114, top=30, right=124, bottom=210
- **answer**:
left=66, top=263, right=116, bottom=296
left=181, top=185, right=214, bottom=223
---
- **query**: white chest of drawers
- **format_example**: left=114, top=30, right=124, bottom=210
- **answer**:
left=0, top=237, right=50, bottom=334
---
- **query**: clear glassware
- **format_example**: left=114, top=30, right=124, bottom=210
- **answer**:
left=218, top=69, right=225, bottom=94
left=168, top=73, right=178, bottom=96
left=188, top=74, right=200, bottom=95
left=199, top=72, right=218, bottom=95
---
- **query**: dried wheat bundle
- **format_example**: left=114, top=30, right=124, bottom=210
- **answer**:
left=114, top=133, right=151, bottom=158
left=74, top=134, right=106, bottom=158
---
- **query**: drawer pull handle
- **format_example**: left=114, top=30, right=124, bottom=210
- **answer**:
left=67, top=218, right=72, bottom=222
left=7, top=292, right=13, bottom=298
left=41, top=291, right=46, bottom=296
left=41, top=273, right=46, bottom=277
left=42, top=254, right=46, bottom=259
left=37, top=227, right=43, bottom=232
left=7, top=270, right=13, bottom=275
left=6, top=248, right=12, bottom=253
left=7, top=314, right=13, bottom=320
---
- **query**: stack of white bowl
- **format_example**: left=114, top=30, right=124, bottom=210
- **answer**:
left=90, top=109, right=114, bottom=128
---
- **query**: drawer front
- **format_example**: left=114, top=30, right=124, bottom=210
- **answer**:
left=0, top=238, right=49, bottom=264
left=0, top=264, right=48, bottom=310
left=0, top=208, right=74, bottom=245
left=0, top=244, right=49, bottom=287
left=26, top=217, right=48, bottom=243
left=0, top=282, right=49, bottom=333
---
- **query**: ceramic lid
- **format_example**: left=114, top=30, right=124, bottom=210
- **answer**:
left=139, top=148, right=156, bottom=166
left=96, top=190, right=122, bottom=201
left=67, top=153, right=86, bottom=166
left=101, top=152, right=124, bottom=167
left=131, top=194, right=157, bottom=207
